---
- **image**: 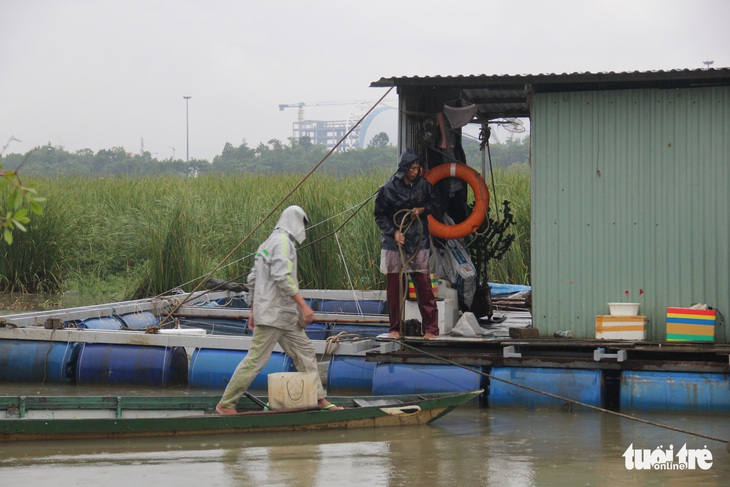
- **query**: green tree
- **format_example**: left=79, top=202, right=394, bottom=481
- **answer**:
left=462, top=136, right=529, bottom=168
left=368, top=132, right=390, bottom=148
left=0, top=161, right=45, bottom=245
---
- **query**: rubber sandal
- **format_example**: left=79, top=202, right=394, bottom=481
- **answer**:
left=321, top=403, right=342, bottom=410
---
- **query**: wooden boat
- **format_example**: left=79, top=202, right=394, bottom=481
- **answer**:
left=0, top=389, right=482, bottom=442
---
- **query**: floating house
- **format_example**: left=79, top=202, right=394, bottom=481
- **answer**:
left=371, top=68, right=730, bottom=343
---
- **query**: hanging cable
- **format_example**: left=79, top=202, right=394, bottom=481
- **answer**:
left=385, top=338, right=730, bottom=448
left=334, top=232, right=363, bottom=316
left=479, top=124, right=500, bottom=224
left=154, top=88, right=394, bottom=327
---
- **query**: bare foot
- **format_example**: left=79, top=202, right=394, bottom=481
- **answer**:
left=423, top=332, right=437, bottom=339
left=215, top=403, right=238, bottom=415
left=318, top=399, right=344, bottom=410
left=388, top=330, right=401, bottom=339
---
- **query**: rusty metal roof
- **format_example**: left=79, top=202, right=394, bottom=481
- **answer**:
left=371, top=68, right=730, bottom=119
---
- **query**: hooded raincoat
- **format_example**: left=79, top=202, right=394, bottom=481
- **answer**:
left=374, top=150, right=442, bottom=257
left=247, top=205, right=308, bottom=330
left=373, top=150, right=441, bottom=336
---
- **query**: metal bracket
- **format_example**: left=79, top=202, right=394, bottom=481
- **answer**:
left=593, top=347, right=627, bottom=362
left=503, top=345, right=522, bottom=358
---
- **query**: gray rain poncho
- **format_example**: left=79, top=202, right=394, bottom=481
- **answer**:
left=247, top=205, right=308, bottom=329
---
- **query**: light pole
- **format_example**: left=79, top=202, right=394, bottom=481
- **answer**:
left=183, top=96, right=192, bottom=162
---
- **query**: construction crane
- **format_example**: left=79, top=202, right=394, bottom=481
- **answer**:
left=278, top=100, right=369, bottom=122
left=279, top=99, right=397, bottom=151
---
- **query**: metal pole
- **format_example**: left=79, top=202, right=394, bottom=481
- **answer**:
left=183, top=96, right=191, bottom=162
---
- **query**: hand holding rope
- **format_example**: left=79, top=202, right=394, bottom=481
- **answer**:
left=392, top=208, right=425, bottom=336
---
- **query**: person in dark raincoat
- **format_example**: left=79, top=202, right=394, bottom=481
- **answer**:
left=374, top=149, right=441, bottom=339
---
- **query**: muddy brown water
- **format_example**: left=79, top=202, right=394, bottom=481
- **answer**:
left=0, top=384, right=728, bottom=486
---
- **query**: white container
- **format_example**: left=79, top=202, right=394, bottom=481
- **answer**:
left=607, top=302, right=640, bottom=316
left=267, top=372, right=318, bottom=410
left=404, top=281, right=459, bottom=335
left=596, top=315, right=647, bottom=340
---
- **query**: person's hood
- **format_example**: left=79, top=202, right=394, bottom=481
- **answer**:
left=396, top=148, right=420, bottom=179
left=275, top=205, right=308, bottom=244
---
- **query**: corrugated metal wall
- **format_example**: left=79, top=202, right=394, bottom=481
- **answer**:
left=531, top=86, right=730, bottom=342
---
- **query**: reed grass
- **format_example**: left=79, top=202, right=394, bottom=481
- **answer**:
left=485, top=163, right=531, bottom=284
left=0, top=196, right=70, bottom=293
left=2, top=167, right=530, bottom=298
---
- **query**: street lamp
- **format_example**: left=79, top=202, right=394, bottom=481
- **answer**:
left=183, top=96, right=192, bottom=162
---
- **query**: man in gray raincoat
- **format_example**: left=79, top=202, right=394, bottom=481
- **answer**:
left=216, top=205, right=341, bottom=414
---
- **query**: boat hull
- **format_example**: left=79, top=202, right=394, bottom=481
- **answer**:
left=0, top=390, right=481, bottom=442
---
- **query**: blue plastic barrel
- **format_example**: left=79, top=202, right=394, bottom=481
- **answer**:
left=372, top=363, right=483, bottom=395
left=119, top=311, right=159, bottom=330
left=305, top=323, right=330, bottom=340
left=330, top=324, right=388, bottom=338
left=489, top=367, right=602, bottom=409
left=620, top=371, right=730, bottom=413
left=319, top=299, right=386, bottom=314
left=0, top=340, right=80, bottom=383
left=326, top=355, right=376, bottom=390
left=176, top=317, right=251, bottom=336
left=79, top=316, right=125, bottom=330
left=188, top=349, right=294, bottom=390
left=76, top=343, right=188, bottom=386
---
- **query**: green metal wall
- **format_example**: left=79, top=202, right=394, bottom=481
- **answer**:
left=531, top=86, right=730, bottom=343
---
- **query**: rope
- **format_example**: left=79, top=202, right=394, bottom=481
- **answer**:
left=153, top=87, right=395, bottom=322
left=382, top=338, right=730, bottom=448
left=324, top=331, right=363, bottom=356
left=393, top=208, right=424, bottom=336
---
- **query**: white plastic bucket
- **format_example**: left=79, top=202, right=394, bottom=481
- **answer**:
left=267, top=372, right=318, bottom=410
left=608, top=302, right=640, bottom=316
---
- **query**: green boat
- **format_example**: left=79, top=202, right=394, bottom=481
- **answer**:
left=0, top=390, right=482, bottom=442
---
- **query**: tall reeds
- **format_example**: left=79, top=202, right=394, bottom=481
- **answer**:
left=2, top=168, right=530, bottom=299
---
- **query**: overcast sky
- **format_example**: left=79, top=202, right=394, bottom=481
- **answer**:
left=1, top=0, right=728, bottom=162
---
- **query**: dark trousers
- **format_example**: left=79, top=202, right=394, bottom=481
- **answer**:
left=386, top=272, right=439, bottom=335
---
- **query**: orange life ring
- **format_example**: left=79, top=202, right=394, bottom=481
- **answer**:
left=423, top=163, right=490, bottom=239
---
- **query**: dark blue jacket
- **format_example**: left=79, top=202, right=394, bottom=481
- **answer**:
left=374, top=174, right=441, bottom=254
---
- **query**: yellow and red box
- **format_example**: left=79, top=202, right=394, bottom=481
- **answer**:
left=666, top=307, right=716, bottom=342
left=595, top=315, right=647, bottom=340
left=407, top=274, right=439, bottom=300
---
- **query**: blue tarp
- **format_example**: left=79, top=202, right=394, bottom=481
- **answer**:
left=488, top=282, right=531, bottom=298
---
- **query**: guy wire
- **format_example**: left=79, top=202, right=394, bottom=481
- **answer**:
left=384, top=338, right=730, bottom=448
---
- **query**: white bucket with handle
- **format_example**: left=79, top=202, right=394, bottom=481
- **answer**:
left=267, top=372, right=318, bottom=410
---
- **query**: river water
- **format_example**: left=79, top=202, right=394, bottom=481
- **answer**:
left=0, top=384, right=728, bottom=487
left=1, top=298, right=729, bottom=485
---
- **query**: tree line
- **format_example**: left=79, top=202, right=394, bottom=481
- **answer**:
left=0, top=134, right=529, bottom=178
